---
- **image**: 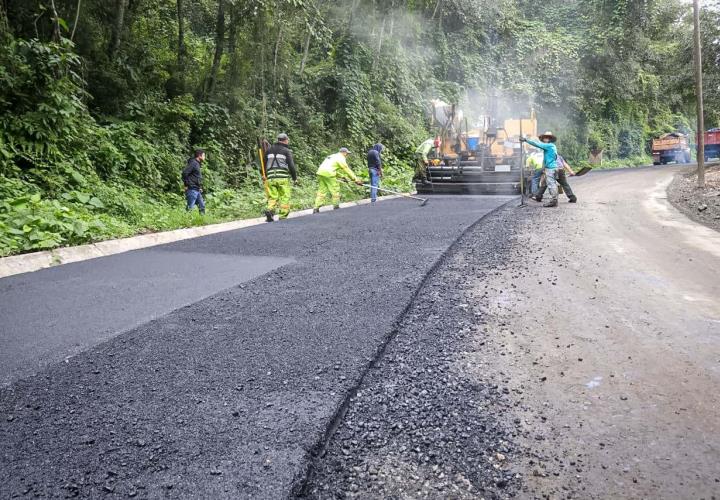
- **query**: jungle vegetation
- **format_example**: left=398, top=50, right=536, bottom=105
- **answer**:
left=0, top=0, right=718, bottom=255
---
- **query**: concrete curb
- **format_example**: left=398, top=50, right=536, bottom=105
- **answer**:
left=0, top=195, right=403, bottom=279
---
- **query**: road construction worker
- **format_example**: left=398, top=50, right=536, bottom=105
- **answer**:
left=313, top=148, right=362, bottom=212
left=521, top=131, right=559, bottom=207
left=534, top=154, right=577, bottom=203
left=264, top=133, right=298, bottom=222
left=414, top=138, right=437, bottom=184
left=526, top=151, right=544, bottom=196
left=182, top=149, right=206, bottom=215
left=367, top=143, right=384, bottom=203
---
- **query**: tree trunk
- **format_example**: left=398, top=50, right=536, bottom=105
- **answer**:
left=205, top=0, right=226, bottom=98
left=109, top=0, right=127, bottom=58
left=176, top=0, right=186, bottom=67
left=431, top=0, right=441, bottom=20
left=272, top=22, right=283, bottom=90
left=693, top=0, right=705, bottom=187
left=70, top=0, right=81, bottom=41
left=299, top=30, right=311, bottom=75
left=372, top=16, right=385, bottom=68
left=227, top=3, right=240, bottom=86
left=377, top=16, right=386, bottom=53
left=49, top=0, right=61, bottom=41
left=389, top=4, right=395, bottom=37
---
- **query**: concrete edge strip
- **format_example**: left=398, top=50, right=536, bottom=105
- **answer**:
left=0, top=195, right=403, bottom=279
left=290, top=196, right=518, bottom=497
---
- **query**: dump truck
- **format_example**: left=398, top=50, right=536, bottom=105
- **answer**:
left=702, top=128, right=720, bottom=161
left=652, top=133, right=691, bottom=165
left=416, top=100, right=537, bottom=195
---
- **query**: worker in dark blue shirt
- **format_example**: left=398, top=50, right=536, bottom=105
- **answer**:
left=182, top=149, right=206, bottom=214
left=366, top=143, right=384, bottom=202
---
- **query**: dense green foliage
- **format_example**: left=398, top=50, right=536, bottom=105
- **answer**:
left=0, top=0, right=718, bottom=256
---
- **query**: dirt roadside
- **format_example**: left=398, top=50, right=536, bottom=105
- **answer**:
left=474, top=169, right=720, bottom=499
left=668, top=163, right=720, bottom=233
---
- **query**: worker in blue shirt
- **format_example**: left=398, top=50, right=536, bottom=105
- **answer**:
left=521, top=131, right=559, bottom=207
left=367, top=143, right=384, bottom=202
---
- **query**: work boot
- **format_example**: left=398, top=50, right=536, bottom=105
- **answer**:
left=264, top=210, right=275, bottom=222
left=543, top=199, right=558, bottom=208
left=333, top=205, right=340, bottom=210
left=568, top=195, right=577, bottom=203
left=312, top=208, right=320, bottom=214
left=534, top=196, right=543, bottom=202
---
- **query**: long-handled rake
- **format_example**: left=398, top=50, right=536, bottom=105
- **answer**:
left=361, top=183, right=429, bottom=206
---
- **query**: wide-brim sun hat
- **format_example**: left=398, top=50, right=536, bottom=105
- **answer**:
left=539, top=131, right=557, bottom=143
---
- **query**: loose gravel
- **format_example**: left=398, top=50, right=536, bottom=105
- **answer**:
left=668, top=164, right=720, bottom=232
left=301, top=206, right=526, bottom=499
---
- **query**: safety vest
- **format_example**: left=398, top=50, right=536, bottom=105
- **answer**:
left=415, top=139, right=434, bottom=158
left=317, top=153, right=359, bottom=181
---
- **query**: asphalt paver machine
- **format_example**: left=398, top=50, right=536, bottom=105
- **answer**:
left=417, top=100, right=537, bottom=195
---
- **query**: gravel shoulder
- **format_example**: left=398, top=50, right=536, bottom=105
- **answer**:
left=667, top=163, right=720, bottom=232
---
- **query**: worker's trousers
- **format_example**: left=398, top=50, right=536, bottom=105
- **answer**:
left=542, top=168, right=559, bottom=201
left=267, top=178, right=292, bottom=219
left=314, top=174, right=340, bottom=209
left=413, top=154, right=428, bottom=181
left=537, top=169, right=573, bottom=200
left=369, top=168, right=380, bottom=202
left=185, top=189, right=205, bottom=214
left=530, top=169, right=543, bottom=195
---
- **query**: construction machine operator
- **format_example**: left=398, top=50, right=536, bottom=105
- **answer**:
left=414, top=137, right=440, bottom=184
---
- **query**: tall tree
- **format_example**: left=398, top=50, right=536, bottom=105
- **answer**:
left=227, top=2, right=241, bottom=87
left=205, top=0, right=226, bottom=98
left=108, top=0, right=128, bottom=58
left=177, top=0, right=186, bottom=68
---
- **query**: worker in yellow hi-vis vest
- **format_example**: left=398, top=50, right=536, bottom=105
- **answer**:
left=313, top=148, right=362, bottom=212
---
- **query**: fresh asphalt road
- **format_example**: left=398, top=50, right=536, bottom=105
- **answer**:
left=0, top=195, right=512, bottom=498
left=0, top=252, right=294, bottom=385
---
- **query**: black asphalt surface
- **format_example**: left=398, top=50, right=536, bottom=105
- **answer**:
left=0, top=252, right=293, bottom=385
left=0, top=195, right=512, bottom=498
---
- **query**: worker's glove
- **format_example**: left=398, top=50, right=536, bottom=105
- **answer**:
left=354, top=180, right=363, bottom=186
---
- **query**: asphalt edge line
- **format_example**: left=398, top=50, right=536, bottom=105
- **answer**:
left=0, top=194, right=403, bottom=279
left=289, top=197, right=517, bottom=498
